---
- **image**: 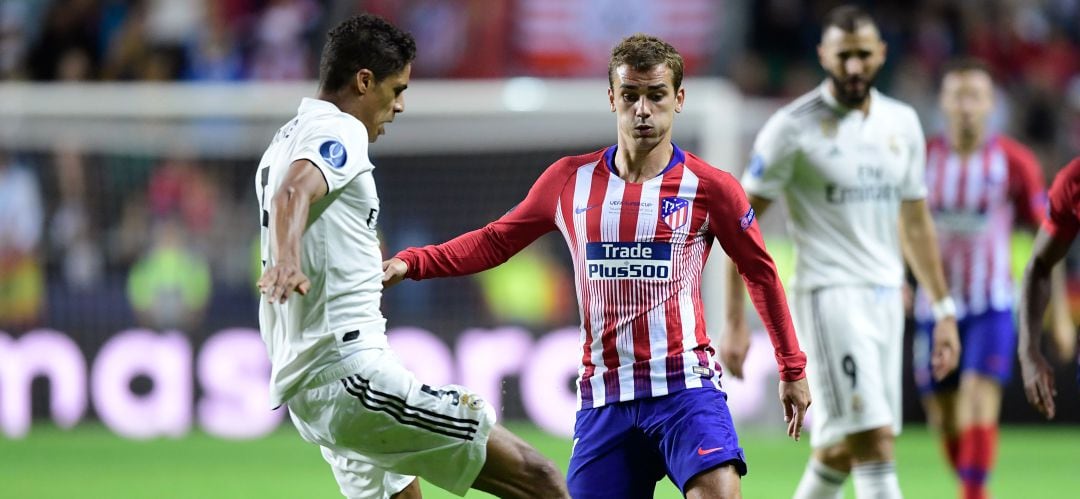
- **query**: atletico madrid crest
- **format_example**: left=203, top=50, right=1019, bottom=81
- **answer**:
left=661, top=196, right=690, bottom=230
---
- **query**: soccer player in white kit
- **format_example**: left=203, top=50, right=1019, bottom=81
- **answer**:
left=255, top=14, right=567, bottom=499
left=722, top=6, right=961, bottom=499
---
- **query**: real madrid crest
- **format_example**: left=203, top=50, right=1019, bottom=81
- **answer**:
left=819, top=117, right=838, bottom=138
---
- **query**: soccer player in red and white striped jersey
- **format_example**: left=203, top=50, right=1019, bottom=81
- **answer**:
left=913, top=59, right=1071, bottom=499
left=384, top=34, right=810, bottom=498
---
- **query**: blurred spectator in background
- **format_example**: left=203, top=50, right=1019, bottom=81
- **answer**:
left=474, top=241, right=574, bottom=330
left=0, top=152, right=45, bottom=330
left=126, top=218, right=210, bottom=331
left=48, top=143, right=104, bottom=290
left=245, top=0, right=320, bottom=80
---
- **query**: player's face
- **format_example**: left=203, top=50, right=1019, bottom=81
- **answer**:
left=940, top=70, right=994, bottom=137
left=356, top=64, right=411, bottom=143
left=608, top=64, right=684, bottom=150
left=818, top=25, right=886, bottom=108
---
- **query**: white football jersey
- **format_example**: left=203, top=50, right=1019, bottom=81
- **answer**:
left=742, top=83, right=927, bottom=290
left=256, top=98, right=386, bottom=407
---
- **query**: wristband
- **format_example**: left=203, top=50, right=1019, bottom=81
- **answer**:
left=931, top=296, right=957, bottom=321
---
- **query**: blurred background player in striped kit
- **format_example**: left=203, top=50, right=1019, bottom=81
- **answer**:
left=912, top=58, right=1073, bottom=499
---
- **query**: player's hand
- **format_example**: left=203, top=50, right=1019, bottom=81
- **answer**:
left=1019, top=349, right=1057, bottom=420
left=779, top=378, right=811, bottom=442
left=930, top=317, right=960, bottom=381
left=257, top=261, right=310, bottom=303
left=720, top=319, right=751, bottom=379
left=382, top=258, right=408, bottom=289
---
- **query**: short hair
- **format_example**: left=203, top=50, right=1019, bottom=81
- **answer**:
left=318, top=14, right=417, bottom=93
left=941, top=57, right=993, bottom=79
left=608, top=34, right=685, bottom=90
left=822, top=4, right=877, bottom=34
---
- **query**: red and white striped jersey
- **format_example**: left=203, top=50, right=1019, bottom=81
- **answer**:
left=396, top=144, right=806, bottom=410
left=916, top=134, right=1046, bottom=321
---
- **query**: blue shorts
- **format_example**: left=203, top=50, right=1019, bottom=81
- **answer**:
left=566, top=387, right=746, bottom=498
left=914, top=308, right=1015, bottom=395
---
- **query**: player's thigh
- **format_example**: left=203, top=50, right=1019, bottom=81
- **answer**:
left=684, top=464, right=741, bottom=499
left=289, top=348, right=496, bottom=496
left=794, top=286, right=901, bottom=448
left=644, top=388, right=746, bottom=494
left=959, top=373, right=1003, bottom=425
left=319, top=445, right=417, bottom=499
left=567, top=404, right=664, bottom=499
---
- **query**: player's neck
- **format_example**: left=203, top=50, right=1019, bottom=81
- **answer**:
left=317, top=89, right=358, bottom=118
left=948, top=127, right=985, bottom=156
left=613, top=141, right=673, bottom=183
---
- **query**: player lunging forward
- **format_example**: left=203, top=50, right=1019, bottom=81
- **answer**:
left=1019, top=156, right=1080, bottom=421
left=722, top=5, right=960, bottom=499
left=913, top=59, right=1070, bottom=499
left=256, top=14, right=567, bottom=499
left=384, top=34, right=811, bottom=499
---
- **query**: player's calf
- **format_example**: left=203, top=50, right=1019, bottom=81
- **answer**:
left=472, top=424, right=569, bottom=499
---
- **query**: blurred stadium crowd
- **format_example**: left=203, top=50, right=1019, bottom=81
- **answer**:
left=2, top=0, right=1080, bottom=357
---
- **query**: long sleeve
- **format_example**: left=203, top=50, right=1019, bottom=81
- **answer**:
left=705, top=168, right=806, bottom=381
left=395, top=160, right=570, bottom=279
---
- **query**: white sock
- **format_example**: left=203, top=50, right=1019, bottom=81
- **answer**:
left=852, top=461, right=902, bottom=499
left=794, top=459, right=848, bottom=499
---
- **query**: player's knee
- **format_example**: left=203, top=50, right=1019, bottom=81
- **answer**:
left=847, top=428, right=895, bottom=463
left=518, top=447, right=566, bottom=496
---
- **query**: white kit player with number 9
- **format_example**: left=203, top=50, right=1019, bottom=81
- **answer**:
left=723, top=5, right=961, bottom=499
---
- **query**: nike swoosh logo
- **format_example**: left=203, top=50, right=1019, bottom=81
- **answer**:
left=697, top=446, right=724, bottom=456
left=574, top=205, right=599, bottom=214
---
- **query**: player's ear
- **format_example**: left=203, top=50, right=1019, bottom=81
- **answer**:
left=354, top=69, right=375, bottom=96
left=608, top=87, right=616, bottom=112
left=674, top=87, right=685, bottom=113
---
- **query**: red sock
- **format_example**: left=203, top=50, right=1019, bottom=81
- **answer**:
left=943, top=434, right=961, bottom=473
left=957, top=425, right=998, bottom=499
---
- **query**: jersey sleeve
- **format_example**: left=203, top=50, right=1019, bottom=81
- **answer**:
left=1043, top=158, right=1080, bottom=241
left=741, top=112, right=797, bottom=200
left=1001, top=137, right=1048, bottom=227
left=899, top=108, right=928, bottom=200
left=292, top=116, right=374, bottom=194
left=395, top=160, right=571, bottom=279
left=705, top=168, right=807, bottom=382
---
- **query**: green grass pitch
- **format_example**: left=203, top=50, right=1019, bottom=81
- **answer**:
left=2, top=423, right=1077, bottom=497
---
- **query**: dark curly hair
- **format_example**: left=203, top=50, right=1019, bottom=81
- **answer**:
left=608, top=34, right=684, bottom=90
left=318, top=14, right=417, bottom=93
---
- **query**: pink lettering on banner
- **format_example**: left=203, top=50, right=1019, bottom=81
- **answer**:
left=456, top=327, right=532, bottom=422
left=91, top=329, right=192, bottom=439
left=387, top=327, right=453, bottom=386
left=197, top=328, right=284, bottom=439
left=520, top=327, right=579, bottom=437
left=0, top=329, right=87, bottom=438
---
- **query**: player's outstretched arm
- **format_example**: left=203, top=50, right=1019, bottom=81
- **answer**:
left=721, top=194, right=773, bottom=379
left=1019, top=226, right=1072, bottom=420
left=258, top=160, right=328, bottom=303
left=392, top=161, right=570, bottom=281
left=899, top=199, right=960, bottom=381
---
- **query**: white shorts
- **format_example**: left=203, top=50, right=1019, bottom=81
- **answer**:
left=791, top=285, right=903, bottom=448
left=287, top=347, right=497, bottom=497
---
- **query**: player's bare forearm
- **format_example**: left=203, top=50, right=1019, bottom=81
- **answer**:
left=1019, top=227, right=1071, bottom=355
left=259, top=160, right=327, bottom=302
left=898, top=199, right=949, bottom=300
